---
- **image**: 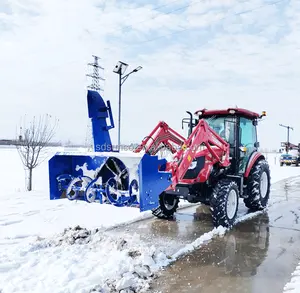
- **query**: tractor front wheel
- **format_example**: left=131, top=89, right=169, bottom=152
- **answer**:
left=210, top=179, right=239, bottom=228
left=152, top=192, right=179, bottom=219
left=244, top=159, right=271, bottom=211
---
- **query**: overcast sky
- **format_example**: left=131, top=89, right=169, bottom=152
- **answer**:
left=1, top=0, right=299, bottom=149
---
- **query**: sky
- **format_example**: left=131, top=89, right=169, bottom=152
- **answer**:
left=0, top=0, right=300, bottom=150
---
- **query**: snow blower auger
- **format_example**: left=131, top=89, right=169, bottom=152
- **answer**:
left=134, top=108, right=271, bottom=228
left=48, top=90, right=175, bottom=210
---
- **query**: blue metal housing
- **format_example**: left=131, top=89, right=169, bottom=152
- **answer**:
left=137, top=154, right=172, bottom=211
left=49, top=152, right=172, bottom=211
left=48, top=89, right=172, bottom=212
left=87, top=90, right=115, bottom=152
left=49, top=153, right=128, bottom=200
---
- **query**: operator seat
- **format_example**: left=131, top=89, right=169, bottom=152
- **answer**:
left=220, top=128, right=235, bottom=158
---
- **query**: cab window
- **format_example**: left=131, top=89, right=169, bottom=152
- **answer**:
left=240, top=117, right=256, bottom=147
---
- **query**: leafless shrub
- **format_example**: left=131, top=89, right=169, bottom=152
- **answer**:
left=15, top=114, right=58, bottom=191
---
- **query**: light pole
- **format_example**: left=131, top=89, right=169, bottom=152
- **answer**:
left=279, top=124, right=294, bottom=152
left=113, top=61, right=142, bottom=150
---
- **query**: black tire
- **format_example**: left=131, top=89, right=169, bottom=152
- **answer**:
left=210, top=179, right=239, bottom=228
left=153, top=192, right=179, bottom=219
left=244, top=159, right=270, bottom=211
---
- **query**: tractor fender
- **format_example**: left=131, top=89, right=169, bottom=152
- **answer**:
left=244, top=151, right=265, bottom=178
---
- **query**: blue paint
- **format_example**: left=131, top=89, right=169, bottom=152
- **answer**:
left=87, top=90, right=115, bottom=152
left=48, top=89, right=172, bottom=213
left=138, top=154, right=172, bottom=212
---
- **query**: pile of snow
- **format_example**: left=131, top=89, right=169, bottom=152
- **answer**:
left=0, top=223, right=229, bottom=293
left=0, top=210, right=266, bottom=293
left=7, top=226, right=160, bottom=293
left=283, top=264, right=300, bottom=293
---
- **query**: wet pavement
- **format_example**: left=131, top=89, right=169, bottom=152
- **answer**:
left=150, top=176, right=300, bottom=293
left=108, top=176, right=300, bottom=293
left=109, top=200, right=259, bottom=256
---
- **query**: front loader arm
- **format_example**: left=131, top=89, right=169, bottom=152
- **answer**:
left=169, top=119, right=230, bottom=187
left=134, top=121, right=186, bottom=155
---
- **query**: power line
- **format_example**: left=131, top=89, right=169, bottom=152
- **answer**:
left=26, top=0, right=289, bottom=74
left=102, top=0, right=189, bottom=13
left=120, top=0, right=207, bottom=34
left=119, top=0, right=288, bottom=48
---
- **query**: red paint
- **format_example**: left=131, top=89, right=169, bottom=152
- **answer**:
left=244, top=152, right=265, bottom=178
left=163, top=119, right=230, bottom=188
left=134, top=121, right=186, bottom=155
left=194, top=108, right=260, bottom=119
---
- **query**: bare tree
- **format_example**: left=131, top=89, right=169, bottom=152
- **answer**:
left=15, top=114, right=58, bottom=191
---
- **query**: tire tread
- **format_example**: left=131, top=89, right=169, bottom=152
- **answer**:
left=210, top=178, right=239, bottom=228
left=244, top=159, right=270, bottom=211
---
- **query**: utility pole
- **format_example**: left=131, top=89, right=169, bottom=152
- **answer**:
left=113, top=61, right=142, bottom=150
left=279, top=124, right=294, bottom=153
left=86, top=55, right=105, bottom=150
left=86, top=55, right=105, bottom=92
left=84, top=123, right=93, bottom=150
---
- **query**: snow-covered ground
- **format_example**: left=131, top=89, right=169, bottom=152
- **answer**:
left=0, top=147, right=300, bottom=293
left=284, top=264, right=300, bottom=293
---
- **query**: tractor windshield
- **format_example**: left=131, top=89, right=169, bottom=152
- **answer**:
left=203, top=116, right=236, bottom=145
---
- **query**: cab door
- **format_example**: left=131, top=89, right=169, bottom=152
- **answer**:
left=239, top=117, right=257, bottom=173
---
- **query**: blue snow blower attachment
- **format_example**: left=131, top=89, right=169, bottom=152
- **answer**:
left=48, top=90, right=172, bottom=211
left=49, top=153, right=139, bottom=205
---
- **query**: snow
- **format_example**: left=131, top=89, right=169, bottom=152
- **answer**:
left=283, top=264, right=300, bottom=293
left=263, top=152, right=300, bottom=184
left=0, top=226, right=159, bottom=293
left=0, top=147, right=300, bottom=293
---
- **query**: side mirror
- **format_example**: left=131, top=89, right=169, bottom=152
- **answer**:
left=254, top=142, right=260, bottom=148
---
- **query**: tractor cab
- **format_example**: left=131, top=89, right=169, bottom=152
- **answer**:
left=183, top=108, right=266, bottom=175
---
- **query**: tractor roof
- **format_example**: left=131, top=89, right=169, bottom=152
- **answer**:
left=194, top=108, right=261, bottom=119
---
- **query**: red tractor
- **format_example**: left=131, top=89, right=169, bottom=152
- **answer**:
left=134, top=108, right=270, bottom=228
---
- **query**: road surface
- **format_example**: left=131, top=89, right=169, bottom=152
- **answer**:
left=108, top=176, right=300, bottom=293
left=151, top=176, right=300, bottom=293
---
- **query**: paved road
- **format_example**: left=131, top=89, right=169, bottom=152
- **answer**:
left=150, top=176, right=300, bottom=293
left=109, top=196, right=265, bottom=256
left=108, top=176, right=300, bottom=293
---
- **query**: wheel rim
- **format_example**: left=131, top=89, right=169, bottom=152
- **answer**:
left=163, top=194, right=177, bottom=210
left=260, top=171, right=268, bottom=199
left=227, top=189, right=238, bottom=219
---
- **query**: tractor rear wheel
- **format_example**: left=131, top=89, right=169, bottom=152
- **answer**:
left=210, top=179, right=239, bottom=228
left=152, top=192, right=179, bottom=219
left=244, top=159, right=270, bottom=211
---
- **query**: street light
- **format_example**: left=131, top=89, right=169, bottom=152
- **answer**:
left=113, top=61, right=142, bottom=150
left=279, top=123, right=294, bottom=152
